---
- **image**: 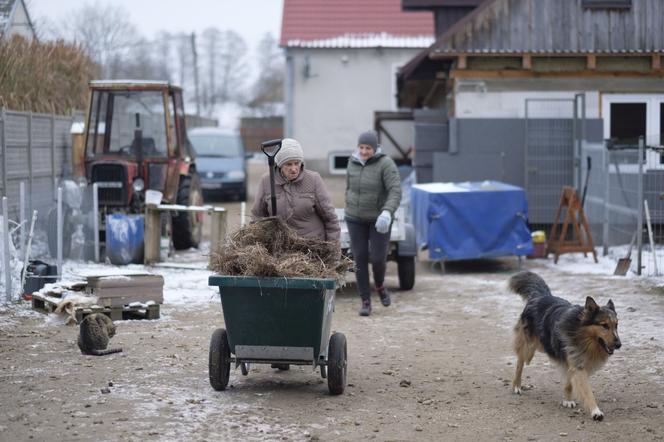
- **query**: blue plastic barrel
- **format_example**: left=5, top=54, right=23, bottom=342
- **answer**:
left=105, top=214, right=145, bottom=265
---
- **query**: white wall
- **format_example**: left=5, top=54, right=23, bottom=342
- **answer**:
left=455, top=90, right=601, bottom=119
left=452, top=77, right=664, bottom=120
left=287, top=47, right=423, bottom=173
left=8, top=1, right=35, bottom=42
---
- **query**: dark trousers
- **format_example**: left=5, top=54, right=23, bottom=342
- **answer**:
left=346, top=218, right=391, bottom=301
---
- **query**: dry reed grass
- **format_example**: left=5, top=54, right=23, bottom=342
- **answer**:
left=210, top=217, right=352, bottom=283
left=0, top=36, right=98, bottom=114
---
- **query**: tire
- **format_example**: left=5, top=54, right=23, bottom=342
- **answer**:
left=209, top=328, right=230, bottom=391
left=397, top=256, right=416, bottom=290
left=327, top=332, right=347, bottom=395
left=47, top=207, right=72, bottom=259
left=172, top=173, right=203, bottom=250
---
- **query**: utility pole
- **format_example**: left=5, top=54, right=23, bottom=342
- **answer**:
left=191, top=32, right=201, bottom=116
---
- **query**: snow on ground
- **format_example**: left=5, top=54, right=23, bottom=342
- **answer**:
left=2, top=243, right=664, bottom=340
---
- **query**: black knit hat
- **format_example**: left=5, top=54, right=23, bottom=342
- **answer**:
left=357, top=130, right=378, bottom=150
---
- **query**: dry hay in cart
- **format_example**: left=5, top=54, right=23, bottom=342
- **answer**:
left=210, top=217, right=352, bottom=282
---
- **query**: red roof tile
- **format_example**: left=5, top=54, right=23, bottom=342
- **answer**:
left=280, top=0, right=434, bottom=47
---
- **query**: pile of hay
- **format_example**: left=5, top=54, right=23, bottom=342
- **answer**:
left=210, top=217, right=352, bottom=282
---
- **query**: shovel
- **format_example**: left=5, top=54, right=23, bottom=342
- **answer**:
left=260, top=138, right=283, bottom=216
left=581, top=156, right=591, bottom=209
left=614, top=231, right=637, bottom=276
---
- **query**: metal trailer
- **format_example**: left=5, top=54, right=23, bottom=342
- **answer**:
left=207, top=275, right=347, bottom=395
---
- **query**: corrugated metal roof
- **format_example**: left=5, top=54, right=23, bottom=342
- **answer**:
left=280, top=0, right=434, bottom=48
left=432, top=0, right=664, bottom=54
left=432, top=49, right=664, bottom=55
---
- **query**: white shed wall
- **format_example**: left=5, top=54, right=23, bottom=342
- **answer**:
left=286, top=47, right=424, bottom=173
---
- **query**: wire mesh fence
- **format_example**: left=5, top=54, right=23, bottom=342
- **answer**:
left=1, top=180, right=99, bottom=303
left=581, top=136, right=664, bottom=276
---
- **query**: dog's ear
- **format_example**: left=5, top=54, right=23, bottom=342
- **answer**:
left=585, top=296, right=599, bottom=311
left=606, top=299, right=616, bottom=312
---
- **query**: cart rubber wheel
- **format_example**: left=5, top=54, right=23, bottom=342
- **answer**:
left=397, top=256, right=416, bottom=290
left=320, top=365, right=327, bottom=379
left=240, top=362, right=249, bottom=376
left=327, top=332, right=347, bottom=395
left=209, top=328, right=230, bottom=391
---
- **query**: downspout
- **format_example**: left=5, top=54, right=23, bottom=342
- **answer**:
left=285, top=48, right=294, bottom=138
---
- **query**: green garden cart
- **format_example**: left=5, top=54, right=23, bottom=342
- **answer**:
left=208, top=275, right=347, bottom=395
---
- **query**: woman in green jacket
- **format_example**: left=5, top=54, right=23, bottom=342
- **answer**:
left=345, top=130, right=401, bottom=316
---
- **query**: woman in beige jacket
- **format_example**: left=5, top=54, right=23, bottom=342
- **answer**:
left=251, top=138, right=340, bottom=243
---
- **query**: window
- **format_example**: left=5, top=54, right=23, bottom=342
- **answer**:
left=610, top=103, right=646, bottom=146
left=582, top=0, right=631, bottom=9
left=86, top=90, right=168, bottom=157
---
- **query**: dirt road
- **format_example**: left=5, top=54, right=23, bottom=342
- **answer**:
left=1, top=255, right=663, bottom=441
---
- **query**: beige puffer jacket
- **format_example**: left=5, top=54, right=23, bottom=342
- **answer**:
left=251, top=167, right=340, bottom=242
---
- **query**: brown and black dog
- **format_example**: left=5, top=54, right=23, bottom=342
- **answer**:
left=509, top=271, right=621, bottom=421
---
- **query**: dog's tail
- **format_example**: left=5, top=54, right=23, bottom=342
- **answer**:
left=509, top=271, right=552, bottom=300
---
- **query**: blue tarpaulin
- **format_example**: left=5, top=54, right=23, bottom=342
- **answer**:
left=411, top=181, right=533, bottom=260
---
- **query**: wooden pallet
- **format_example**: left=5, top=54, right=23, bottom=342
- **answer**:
left=31, top=293, right=160, bottom=322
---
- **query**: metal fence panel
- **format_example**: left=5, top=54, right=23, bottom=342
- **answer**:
left=525, top=98, right=577, bottom=225
left=0, top=109, right=74, bottom=221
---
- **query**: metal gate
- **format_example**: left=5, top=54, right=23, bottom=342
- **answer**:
left=524, top=95, right=585, bottom=225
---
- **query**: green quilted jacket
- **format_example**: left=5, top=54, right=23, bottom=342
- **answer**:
left=344, top=152, right=402, bottom=222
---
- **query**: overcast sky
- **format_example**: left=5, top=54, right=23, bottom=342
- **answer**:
left=27, top=0, right=284, bottom=52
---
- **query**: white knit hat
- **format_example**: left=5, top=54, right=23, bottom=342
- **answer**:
left=275, top=138, right=304, bottom=167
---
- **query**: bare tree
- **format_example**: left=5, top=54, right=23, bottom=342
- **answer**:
left=201, top=27, right=221, bottom=113
left=58, top=1, right=139, bottom=78
left=175, top=33, right=191, bottom=89
left=155, top=31, right=173, bottom=83
left=246, top=32, right=284, bottom=116
left=116, top=38, right=164, bottom=80
left=199, top=27, right=249, bottom=110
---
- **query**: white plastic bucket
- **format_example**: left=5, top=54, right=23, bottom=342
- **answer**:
left=145, top=190, right=163, bottom=206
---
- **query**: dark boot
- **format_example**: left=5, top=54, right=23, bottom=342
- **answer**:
left=359, top=298, right=371, bottom=316
left=376, top=284, right=391, bottom=307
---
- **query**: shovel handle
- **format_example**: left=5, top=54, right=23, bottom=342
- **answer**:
left=261, top=139, right=282, bottom=158
left=261, top=139, right=282, bottom=217
left=581, top=156, right=591, bottom=209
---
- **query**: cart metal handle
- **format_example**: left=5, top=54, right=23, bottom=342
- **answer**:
left=261, top=139, right=282, bottom=217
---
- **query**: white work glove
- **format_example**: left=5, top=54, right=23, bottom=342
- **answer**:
left=375, top=210, right=392, bottom=234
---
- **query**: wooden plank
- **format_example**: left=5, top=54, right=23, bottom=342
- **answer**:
left=587, top=54, right=597, bottom=70
left=522, top=54, right=532, bottom=69
left=652, top=54, right=661, bottom=70
left=209, top=208, right=227, bottom=264
left=457, top=54, right=467, bottom=69
left=450, top=69, right=664, bottom=79
left=144, top=207, right=161, bottom=264
left=32, top=292, right=161, bottom=322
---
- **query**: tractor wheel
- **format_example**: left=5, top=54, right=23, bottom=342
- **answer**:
left=172, top=173, right=203, bottom=250
left=397, top=256, right=416, bottom=290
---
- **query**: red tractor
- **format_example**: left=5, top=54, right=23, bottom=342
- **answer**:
left=82, top=80, right=203, bottom=252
